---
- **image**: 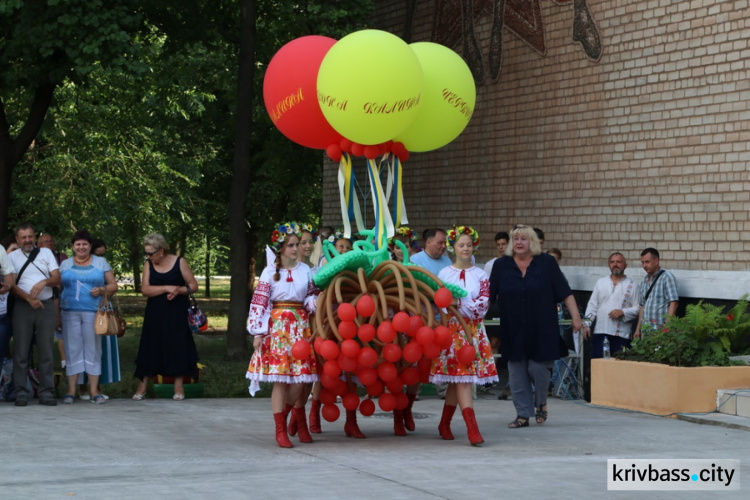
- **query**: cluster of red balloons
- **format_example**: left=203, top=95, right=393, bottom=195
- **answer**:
left=309, top=289, right=476, bottom=421
left=325, top=139, right=410, bottom=163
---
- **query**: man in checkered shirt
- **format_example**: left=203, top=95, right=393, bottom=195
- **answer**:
left=634, top=248, right=678, bottom=338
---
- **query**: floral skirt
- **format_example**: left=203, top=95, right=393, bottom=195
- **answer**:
left=430, top=316, right=498, bottom=385
left=246, top=305, right=318, bottom=393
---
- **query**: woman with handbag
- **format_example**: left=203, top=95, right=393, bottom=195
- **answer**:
left=133, top=234, right=199, bottom=401
left=59, top=229, right=118, bottom=404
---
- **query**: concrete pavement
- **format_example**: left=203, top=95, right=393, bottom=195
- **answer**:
left=2, top=393, right=748, bottom=500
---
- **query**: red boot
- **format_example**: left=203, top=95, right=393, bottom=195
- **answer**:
left=393, top=409, right=407, bottom=436
left=285, top=403, right=297, bottom=436
left=403, top=393, right=417, bottom=431
left=344, top=409, right=366, bottom=438
left=274, top=412, right=293, bottom=448
left=462, top=407, right=484, bottom=446
left=293, top=406, right=313, bottom=443
left=309, top=398, right=322, bottom=433
left=438, top=404, right=456, bottom=440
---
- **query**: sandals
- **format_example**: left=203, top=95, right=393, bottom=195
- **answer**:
left=508, top=417, right=529, bottom=428
left=173, top=394, right=185, bottom=401
left=62, top=394, right=75, bottom=404
left=91, top=394, right=107, bottom=405
left=536, top=404, right=548, bottom=424
left=132, top=393, right=146, bottom=401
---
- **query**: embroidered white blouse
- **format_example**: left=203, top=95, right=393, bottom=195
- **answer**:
left=246, top=262, right=318, bottom=336
left=437, top=265, right=490, bottom=321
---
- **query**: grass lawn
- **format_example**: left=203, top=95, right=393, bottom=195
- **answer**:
left=50, top=278, right=273, bottom=399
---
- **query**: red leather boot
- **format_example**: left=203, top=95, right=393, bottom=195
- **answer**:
left=403, top=393, right=417, bottom=431
left=393, top=409, right=407, bottom=436
left=309, top=398, right=322, bottom=433
left=285, top=403, right=297, bottom=436
left=293, top=406, right=313, bottom=443
left=462, top=407, right=484, bottom=446
left=438, top=404, right=456, bottom=440
left=344, top=409, right=366, bottom=438
left=274, top=412, right=293, bottom=448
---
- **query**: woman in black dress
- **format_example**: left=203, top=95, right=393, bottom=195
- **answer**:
left=133, top=234, right=199, bottom=401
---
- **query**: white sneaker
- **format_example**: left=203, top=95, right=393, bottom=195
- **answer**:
left=80, top=394, right=91, bottom=401
left=100, top=394, right=109, bottom=400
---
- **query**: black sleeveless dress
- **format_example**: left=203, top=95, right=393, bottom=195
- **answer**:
left=134, top=257, right=199, bottom=380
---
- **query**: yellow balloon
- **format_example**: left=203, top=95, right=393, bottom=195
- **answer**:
left=317, top=30, right=424, bottom=145
left=395, top=42, right=476, bottom=152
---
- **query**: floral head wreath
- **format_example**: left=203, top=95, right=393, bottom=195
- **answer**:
left=446, top=225, right=480, bottom=252
left=326, top=229, right=351, bottom=244
left=270, top=221, right=302, bottom=252
left=389, top=226, right=417, bottom=246
left=298, top=222, right=318, bottom=242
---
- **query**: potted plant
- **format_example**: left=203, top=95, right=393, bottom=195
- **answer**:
left=591, top=297, right=750, bottom=414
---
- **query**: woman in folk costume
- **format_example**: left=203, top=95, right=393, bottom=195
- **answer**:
left=246, top=222, right=319, bottom=448
left=431, top=226, right=498, bottom=446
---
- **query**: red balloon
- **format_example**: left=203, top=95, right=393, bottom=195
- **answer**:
left=398, top=150, right=410, bottom=162
left=377, top=321, right=396, bottom=343
left=341, top=339, right=361, bottom=358
left=407, top=316, right=424, bottom=337
left=334, top=379, right=349, bottom=396
left=320, top=373, right=339, bottom=389
left=356, top=295, right=376, bottom=317
left=320, top=339, right=340, bottom=360
left=433, top=287, right=453, bottom=308
left=378, top=392, right=396, bottom=412
left=357, top=346, right=378, bottom=367
left=401, top=367, right=420, bottom=385
left=386, top=376, right=404, bottom=394
left=319, top=389, right=336, bottom=405
left=382, top=343, right=402, bottom=363
left=337, top=303, right=357, bottom=322
left=377, top=361, right=397, bottom=382
left=357, top=366, right=378, bottom=386
left=402, top=342, right=423, bottom=363
left=416, top=326, right=435, bottom=345
left=364, top=145, right=380, bottom=159
left=263, top=36, right=343, bottom=149
left=434, top=325, right=452, bottom=349
left=323, top=359, right=342, bottom=378
left=338, top=354, right=358, bottom=373
left=291, top=339, right=310, bottom=360
left=340, top=138, right=353, bottom=153
left=358, top=324, right=376, bottom=343
left=342, top=392, right=360, bottom=411
left=366, top=380, right=384, bottom=398
left=391, top=141, right=406, bottom=157
left=395, top=392, right=409, bottom=410
left=322, top=403, right=341, bottom=422
left=313, top=336, right=324, bottom=354
left=392, top=312, right=410, bottom=333
left=359, top=398, right=376, bottom=416
left=338, top=321, right=357, bottom=340
left=457, top=345, right=476, bottom=365
left=423, top=342, right=441, bottom=359
left=351, top=142, right=364, bottom=157
left=326, top=143, right=342, bottom=162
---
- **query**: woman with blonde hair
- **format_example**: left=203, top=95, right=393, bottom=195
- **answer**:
left=489, top=225, right=582, bottom=428
left=133, top=233, right=200, bottom=401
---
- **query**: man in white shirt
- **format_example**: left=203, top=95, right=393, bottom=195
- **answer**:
left=8, top=222, right=61, bottom=406
left=582, top=252, right=641, bottom=358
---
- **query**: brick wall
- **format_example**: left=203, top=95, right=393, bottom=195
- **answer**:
left=322, top=0, right=750, bottom=285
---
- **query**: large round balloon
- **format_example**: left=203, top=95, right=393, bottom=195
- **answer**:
left=394, top=42, right=476, bottom=152
left=317, top=30, right=424, bottom=145
left=263, top=36, right=343, bottom=149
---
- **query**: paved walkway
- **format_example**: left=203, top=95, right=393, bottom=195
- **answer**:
left=2, top=393, right=748, bottom=499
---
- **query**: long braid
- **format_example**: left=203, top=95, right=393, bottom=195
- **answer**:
left=273, top=254, right=281, bottom=282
